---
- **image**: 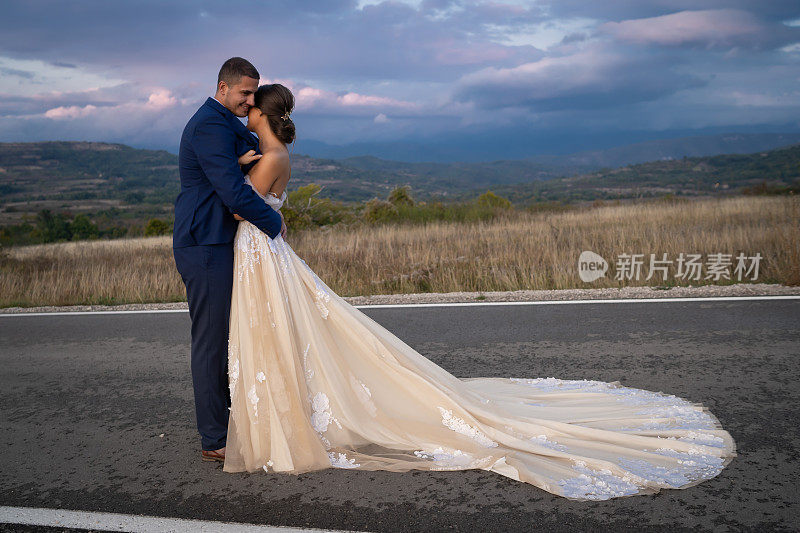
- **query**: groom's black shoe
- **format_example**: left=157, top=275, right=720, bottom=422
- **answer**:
left=201, top=447, right=226, bottom=462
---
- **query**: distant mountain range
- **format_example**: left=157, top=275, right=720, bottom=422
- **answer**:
left=450, top=142, right=800, bottom=204
left=283, top=131, right=800, bottom=201
left=526, top=132, right=800, bottom=169
left=1, top=133, right=798, bottom=226
left=297, top=131, right=800, bottom=164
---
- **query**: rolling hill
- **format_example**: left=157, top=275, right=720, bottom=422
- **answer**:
left=451, top=143, right=800, bottom=204
left=1, top=138, right=798, bottom=230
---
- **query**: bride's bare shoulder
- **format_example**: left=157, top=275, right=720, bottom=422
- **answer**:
left=250, top=147, right=289, bottom=177
left=261, top=146, right=290, bottom=166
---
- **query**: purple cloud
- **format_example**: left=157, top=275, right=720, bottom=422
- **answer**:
left=453, top=44, right=709, bottom=111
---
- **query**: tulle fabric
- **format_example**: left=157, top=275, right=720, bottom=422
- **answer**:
left=223, top=184, right=735, bottom=500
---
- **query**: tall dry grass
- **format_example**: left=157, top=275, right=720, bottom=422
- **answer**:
left=1, top=236, right=182, bottom=307
left=1, top=195, right=797, bottom=307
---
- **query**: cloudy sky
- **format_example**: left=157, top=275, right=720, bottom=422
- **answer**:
left=1, top=1, right=799, bottom=161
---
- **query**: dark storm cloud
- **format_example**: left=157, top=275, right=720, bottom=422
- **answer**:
left=452, top=4, right=800, bottom=116
left=0, top=0, right=543, bottom=83
left=596, top=8, right=800, bottom=51
left=0, top=66, right=35, bottom=79
left=453, top=46, right=711, bottom=111
left=539, top=0, right=800, bottom=22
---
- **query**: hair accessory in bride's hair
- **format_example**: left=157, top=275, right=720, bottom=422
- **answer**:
left=281, top=109, right=292, bottom=121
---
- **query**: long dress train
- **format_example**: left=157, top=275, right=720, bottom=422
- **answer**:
left=223, top=177, right=736, bottom=501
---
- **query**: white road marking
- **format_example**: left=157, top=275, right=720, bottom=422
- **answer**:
left=0, top=295, right=797, bottom=317
left=356, top=295, right=800, bottom=308
left=0, top=505, right=366, bottom=533
left=0, top=309, right=190, bottom=317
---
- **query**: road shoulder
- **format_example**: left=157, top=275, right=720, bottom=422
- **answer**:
left=1, top=282, right=797, bottom=314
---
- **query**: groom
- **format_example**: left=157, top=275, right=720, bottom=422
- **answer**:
left=173, top=57, right=285, bottom=462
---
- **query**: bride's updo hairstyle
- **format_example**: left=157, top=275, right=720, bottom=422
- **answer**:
left=253, top=84, right=295, bottom=144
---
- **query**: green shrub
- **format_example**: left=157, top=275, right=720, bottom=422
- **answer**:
left=283, top=183, right=356, bottom=229
left=71, top=214, right=100, bottom=240
left=476, top=190, right=512, bottom=209
left=362, top=198, right=398, bottom=224
left=144, top=218, right=170, bottom=236
left=388, top=185, right=415, bottom=207
left=35, top=209, right=72, bottom=243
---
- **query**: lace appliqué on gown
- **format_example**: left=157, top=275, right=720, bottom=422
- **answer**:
left=438, top=407, right=498, bottom=448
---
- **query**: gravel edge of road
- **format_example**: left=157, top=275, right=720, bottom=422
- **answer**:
left=1, top=283, right=797, bottom=314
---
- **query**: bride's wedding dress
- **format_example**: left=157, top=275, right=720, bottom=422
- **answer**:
left=223, top=176, right=736, bottom=500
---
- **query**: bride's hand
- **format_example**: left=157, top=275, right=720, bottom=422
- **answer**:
left=238, top=150, right=262, bottom=166
left=233, top=213, right=245, bottom=221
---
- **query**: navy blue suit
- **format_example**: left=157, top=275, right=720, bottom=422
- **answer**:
left=173, top=97, right=283, bottom=451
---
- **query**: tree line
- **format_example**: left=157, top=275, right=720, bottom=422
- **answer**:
left=0, top=209, right=173, bottom=246
left=1, top=185, right=522, bottom=247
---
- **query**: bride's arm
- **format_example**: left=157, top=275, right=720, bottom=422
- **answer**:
left=247, top=151, right=288, bottom=198
left=238, top=150, right=262, bottom=168
left=232, top=150, right=266, bottom=221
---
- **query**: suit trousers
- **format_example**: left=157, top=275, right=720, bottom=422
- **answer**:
left=173, top=243, right=234, bottom=451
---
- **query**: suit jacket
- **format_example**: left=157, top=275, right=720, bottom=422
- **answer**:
left=173, top=97, right=282, bottom=248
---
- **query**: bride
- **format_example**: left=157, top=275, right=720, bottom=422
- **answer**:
left=224, top=83, right=736, bottom=500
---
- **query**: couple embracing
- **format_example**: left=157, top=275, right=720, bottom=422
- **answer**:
left=173, top=57, right=291, bottom=463
left=172, top=57, right=735, bottom=501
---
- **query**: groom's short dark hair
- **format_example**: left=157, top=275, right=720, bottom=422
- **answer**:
left=218, top=57, right=260, bottom=86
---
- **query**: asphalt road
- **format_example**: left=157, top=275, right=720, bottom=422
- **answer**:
left=1, top=299, right=798, bottom=532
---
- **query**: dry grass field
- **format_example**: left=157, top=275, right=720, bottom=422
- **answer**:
left=1, top=195, right=797, bottom=308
